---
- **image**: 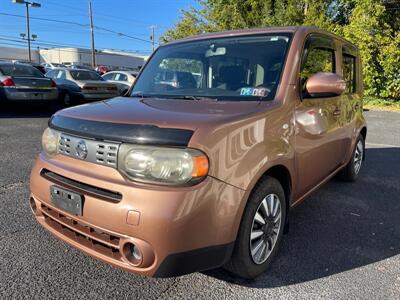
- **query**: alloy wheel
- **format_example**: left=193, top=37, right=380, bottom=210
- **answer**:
left=354, top=139, right=364, bottom=175
left=250, top=194, right=282, bottom=265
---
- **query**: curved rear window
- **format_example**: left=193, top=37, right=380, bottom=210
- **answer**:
left=0, top=64, right=44, bottom=78
left=70, top=70, right=103, bottom=81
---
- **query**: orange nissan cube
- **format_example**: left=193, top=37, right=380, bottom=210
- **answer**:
left=30, top=26, right=366, bottom=278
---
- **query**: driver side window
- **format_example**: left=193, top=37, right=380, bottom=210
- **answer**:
left=300, top=36, right=336, bottom=97
left=301, top=47, right=335, bottom=82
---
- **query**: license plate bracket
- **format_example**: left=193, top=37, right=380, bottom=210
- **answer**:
left=50, top=185, right=84, bottom=216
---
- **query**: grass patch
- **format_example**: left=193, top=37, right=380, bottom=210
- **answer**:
left=363, top=97, right=400, bottom=111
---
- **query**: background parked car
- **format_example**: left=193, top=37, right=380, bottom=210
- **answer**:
left=46, top=68, right=119, bottom=105
left=102, top=70, right=138, bottom=95
left=0, top=61, right=58, bottom=103
left=154, top=70, right=199, bottom=89
left=64, top=63, right=92, bottom=70
left=31, top=63, right=46, bottom=74
left=95, top=66, right=109, bottom=75
left=41, top=63, right=67, bottom=73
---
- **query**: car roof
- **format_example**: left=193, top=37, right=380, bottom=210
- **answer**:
left=103, top=70, right=133, bottom=75
left=50, top=67, right=95, bottom=72
left=0, top=61, right=36, bottom=67
left=163, top=25, right=357, bottom=49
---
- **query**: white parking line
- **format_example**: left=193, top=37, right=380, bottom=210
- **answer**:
left=366, top=142, right=399, bottom=148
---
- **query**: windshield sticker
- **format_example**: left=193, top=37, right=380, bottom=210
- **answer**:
left=240, top=87, right=270, bottom=97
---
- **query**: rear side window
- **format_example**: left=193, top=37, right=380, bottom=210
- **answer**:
left=70, top=70, right=103, bottom=81
left=301, top=48, right=335, bottom=81
left=102, top=73, right=114, bottom=80
left=115, top=73, right=128, bottom=81
left=46, top=70, right=57, bottom=78
left=342, top=54, right=356, bottom=94
left=0, top=65, right=44, bottom=78
left=56, top=70, right=66, bottom=79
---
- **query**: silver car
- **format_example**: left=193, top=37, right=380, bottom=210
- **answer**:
left=46, top=68, right=119, bottom=105
left=102, top=71, right=138, bottom=95
left=0, top=62, right=58, bottom=102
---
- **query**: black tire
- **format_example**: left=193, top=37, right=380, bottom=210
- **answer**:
left=338, top=135, right=365, bottom=182
left=224, top=176, right=286, bottom=279
left=61, top=92, right=73, bottom=107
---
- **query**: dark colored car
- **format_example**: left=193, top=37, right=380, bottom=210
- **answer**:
left=0, top=62, right=58, bottom=103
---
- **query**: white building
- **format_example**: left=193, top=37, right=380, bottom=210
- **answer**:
left=0, top=46, right=148, bottom=70
left=0, top=46, right=40, bottom=62
left=39, top=48, right=148, bottom=70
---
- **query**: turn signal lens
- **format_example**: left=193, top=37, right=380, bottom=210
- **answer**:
left=192, top=155, right=209, bottom=177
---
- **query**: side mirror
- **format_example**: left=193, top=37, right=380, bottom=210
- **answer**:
left=305, top=72, right=346, bottom=98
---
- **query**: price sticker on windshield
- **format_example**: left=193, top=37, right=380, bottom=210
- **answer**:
left=240, top=87, right=269, bottom=97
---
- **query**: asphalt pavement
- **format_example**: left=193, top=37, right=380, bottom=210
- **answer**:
left=0, top=104, right=399, bottom=299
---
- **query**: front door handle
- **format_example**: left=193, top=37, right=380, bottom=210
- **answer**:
left=333, top=108, right=341, bottom=117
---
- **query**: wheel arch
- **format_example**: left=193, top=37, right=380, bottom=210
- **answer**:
left=359, top=126, right=367, bottom=160
left=236, top=164, right=293, bottom=238
left=261, top=165, right=292, bottom=209
left=360, top=126, right=367, bottom=141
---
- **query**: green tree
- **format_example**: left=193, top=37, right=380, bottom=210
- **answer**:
left=161, top=0, right=400, bottom=100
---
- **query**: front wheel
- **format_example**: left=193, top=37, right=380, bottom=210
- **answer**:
left=224, top=176, right=286, bottom=279
left=60, top=92, right=72, bottom=106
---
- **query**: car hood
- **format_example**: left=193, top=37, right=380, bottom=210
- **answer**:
left=55, top=96, right=268, bottom=131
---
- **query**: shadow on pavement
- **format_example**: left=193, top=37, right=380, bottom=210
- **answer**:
left=204, top=147, right=400, bottom=287
left=0, top=102, right=63, bottom=119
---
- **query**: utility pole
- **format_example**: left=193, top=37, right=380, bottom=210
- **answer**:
left=25, top=2, right=31, bottom=62
left=12, top=0, right=41, bottom=62
left=150, top=25, right=155, bottom=52
left=89, top=0, right=96, bottom=68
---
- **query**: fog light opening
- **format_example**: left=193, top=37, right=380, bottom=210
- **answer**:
left=122, top=242, right=143, bottom=266
left=29, top=197, right=37, bottom=215
left=131, top=244, right=142, bottom=260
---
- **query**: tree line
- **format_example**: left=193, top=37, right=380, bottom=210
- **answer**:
left=162, top=0, right=400, bottom=100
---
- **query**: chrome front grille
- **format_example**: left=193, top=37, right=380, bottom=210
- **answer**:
left=59, top=135, right=72, bottom=155
left=58, top=133, right=120, bottom=168
left=95, top=143, right=118, bottom=166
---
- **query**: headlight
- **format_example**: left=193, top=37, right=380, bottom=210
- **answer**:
left=118, top=144, right=209, bottom=185
left=42, top=127, right=59, bottom=157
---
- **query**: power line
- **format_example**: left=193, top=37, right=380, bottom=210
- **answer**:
left=0, top=12, right=87, bottom=27
left=0, top=12, right=157, bottom=44
left=0, top=37, right=151, bottom=54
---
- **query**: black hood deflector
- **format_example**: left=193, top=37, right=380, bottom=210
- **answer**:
left=49, top=115, right=193, bottom=146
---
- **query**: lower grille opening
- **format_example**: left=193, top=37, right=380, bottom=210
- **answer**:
left=40, top=169, right=122, bottom=203
left=40, top=203, right=123, bottom=260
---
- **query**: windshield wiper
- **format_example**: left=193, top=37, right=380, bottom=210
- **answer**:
left=171, top=95, right=218, bottom=101
left=131, top=92, right=154, bottom=98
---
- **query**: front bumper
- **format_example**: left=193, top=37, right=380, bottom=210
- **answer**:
left=30, top=153, right=244, bottom=277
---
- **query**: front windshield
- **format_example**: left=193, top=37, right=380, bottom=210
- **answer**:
left=132, top=33, right=292, bottom=101
left=70, top=70, right=103, bottom=81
